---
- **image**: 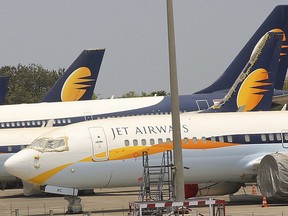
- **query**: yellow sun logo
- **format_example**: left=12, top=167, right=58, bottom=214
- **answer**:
left=237, top=68, right=271, bottom=111
left=61, top=67, right=95, bottom=101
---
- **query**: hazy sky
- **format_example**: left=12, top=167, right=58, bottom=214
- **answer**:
left=0, top=0, right=287, bottom=98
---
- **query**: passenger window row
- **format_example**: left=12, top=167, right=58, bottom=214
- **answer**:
left=125, top=138, right=172, bottom=146
left=123, top=132, right=288, bottom=146
left=0, top=119, right=72, bottom=128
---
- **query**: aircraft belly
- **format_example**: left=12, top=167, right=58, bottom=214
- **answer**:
left=183, top=157, right=243, bottom=182
left=43, top=145, right=280, bottom=189
left=46, top=152, right=262, bottom=188
left=182, top=148, right=266, bottom=183
left=47, top=162, right=113, bottom=189
left=107, top=159, right=144, bottom=187
left=45, top=156, right=252, bottom=188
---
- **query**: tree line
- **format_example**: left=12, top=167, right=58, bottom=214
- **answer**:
left=2, top=64, right=287, bottom=107
left=0, top=64, right=65, bottom=104
left=0, top=64, right=169, bottom=104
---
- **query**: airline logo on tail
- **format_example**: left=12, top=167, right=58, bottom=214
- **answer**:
left=61, top=67, right=95, bottom=101
left=236, top=29, right=288, bottom=112
left=237, top=68, right=271, bottom=111
left=208, top=30, right=286, bottom=112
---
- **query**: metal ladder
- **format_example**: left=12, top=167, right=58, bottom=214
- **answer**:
left=139, top=150, right=174, bottom=201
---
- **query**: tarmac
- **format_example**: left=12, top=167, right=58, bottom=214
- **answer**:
left=1, top=185, right=288, bottom=216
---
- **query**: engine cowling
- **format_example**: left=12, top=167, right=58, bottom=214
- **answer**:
left=257, top=153, right=288, bottom=199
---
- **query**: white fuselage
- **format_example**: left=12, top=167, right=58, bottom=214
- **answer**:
left=0, top=96, right=165, bottom=182
left=0, top=96, right=165, bottom=125
left=0, top=94, right=221, bottom=183
left=5, top=111, right=288, bottom=190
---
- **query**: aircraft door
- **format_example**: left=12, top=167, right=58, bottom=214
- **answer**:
left=196, top=100, right=209, bottom=111
left=88, top=127, right=109, bottom=161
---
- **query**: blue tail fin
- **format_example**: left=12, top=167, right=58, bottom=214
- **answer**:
left=41, top=49, right=105, bottom=102
left=204, top=31, right=284, bottom=112
left=196, top=5, right=288, bottom=93
left=0, top=76, right=9, bottom=105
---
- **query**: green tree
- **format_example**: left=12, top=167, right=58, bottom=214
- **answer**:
left=121, top=91, right=139, bottom=98
left=121, top=90, right=169, bottom=98
left=149, top=90, right=169, bottom=96
left=0, top=64, right=64, bottom=104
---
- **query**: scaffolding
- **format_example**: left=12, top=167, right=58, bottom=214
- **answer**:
left=139, top=150, right=174, bottom=201
left=134, top=151, right=226, bottom=215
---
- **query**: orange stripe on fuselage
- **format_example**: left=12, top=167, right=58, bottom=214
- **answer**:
left=28, top=139, right=238, bottom=184
left=81, top=140, right=237, bottom=162
left=28, top=163, right=73, bottom=185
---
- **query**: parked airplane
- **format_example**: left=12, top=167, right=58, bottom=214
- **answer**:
left=5, top=105, right=288, bottom=199
left=1, top=6, right=288, bottom=193
left=0, top=49, right=104, bottom=189
left=41, top=49, right=104, bottom=102
left=4, top=32, right=288, bottom=200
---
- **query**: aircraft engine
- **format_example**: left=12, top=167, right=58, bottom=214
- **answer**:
left=257, top=153, right=288, bottom=199
left=184, top=182, right=242, bottom=198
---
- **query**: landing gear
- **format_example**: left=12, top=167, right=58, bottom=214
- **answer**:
left=65, top=196, right=83, bottom=214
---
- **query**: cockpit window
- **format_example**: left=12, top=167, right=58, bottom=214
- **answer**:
left=28, top=137, right=69, bottom=152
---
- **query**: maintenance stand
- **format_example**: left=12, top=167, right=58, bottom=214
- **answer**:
left=130, top=151, right=226, bottom=215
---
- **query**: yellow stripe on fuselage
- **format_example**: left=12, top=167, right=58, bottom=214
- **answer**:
left=28, top=163, right=73, bottom=184
left=80, top=140, right=237, bottom=162
left=28, top=139, right=238, bottom=184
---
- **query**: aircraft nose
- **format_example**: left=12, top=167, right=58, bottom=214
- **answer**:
left=4, top=149, right=32, bottom=180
